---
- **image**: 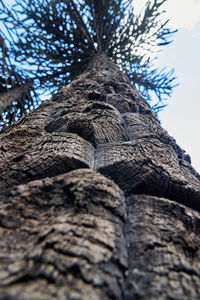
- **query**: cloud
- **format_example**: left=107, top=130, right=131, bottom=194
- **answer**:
left=134, top=0, right=200, bottom=31
left=163, top=0, right=200, bottom=31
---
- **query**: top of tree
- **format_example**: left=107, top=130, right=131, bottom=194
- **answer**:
left=0, top=0, right=177, bottom=128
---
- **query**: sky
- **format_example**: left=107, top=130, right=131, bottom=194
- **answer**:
left=135, top=0, right=200, bottom=173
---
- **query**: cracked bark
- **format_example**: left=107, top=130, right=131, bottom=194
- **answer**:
left=0, top=53, right=200, bottom=299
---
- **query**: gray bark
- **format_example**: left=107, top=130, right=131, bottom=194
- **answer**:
left=0, top=53, right=199, bottom=299
left=0, top=81, right=32, bottom=115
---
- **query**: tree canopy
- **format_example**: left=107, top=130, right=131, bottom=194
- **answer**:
left=0, top=0, right=177, bottom=128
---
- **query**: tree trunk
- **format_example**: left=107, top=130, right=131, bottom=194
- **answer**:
left=0, top=81, right=33, bottom=115
left=0, top=53, right=200, bottom=300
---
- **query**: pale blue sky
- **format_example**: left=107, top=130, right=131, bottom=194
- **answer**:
left=156, top=0, right=200, bottom=173
left=135, top=0, right=200, bottom=173
left=158, top=25, right=200, bottom=173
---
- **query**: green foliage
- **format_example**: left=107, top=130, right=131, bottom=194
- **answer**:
left=0, top=0, right=177, bottom=127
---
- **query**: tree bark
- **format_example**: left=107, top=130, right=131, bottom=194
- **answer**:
left=0, top=81, right=33, bottom=115
left=0, top=53, right=200, bottom=299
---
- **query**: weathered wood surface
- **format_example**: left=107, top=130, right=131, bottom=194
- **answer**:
left=0, top=54, right=200, bottom=299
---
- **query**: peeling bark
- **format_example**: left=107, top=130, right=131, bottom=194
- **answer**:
left=0, top=53, right=200, bottom=299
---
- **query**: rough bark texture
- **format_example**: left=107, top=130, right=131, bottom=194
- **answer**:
left=0, top=53, right=200, bottom=299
